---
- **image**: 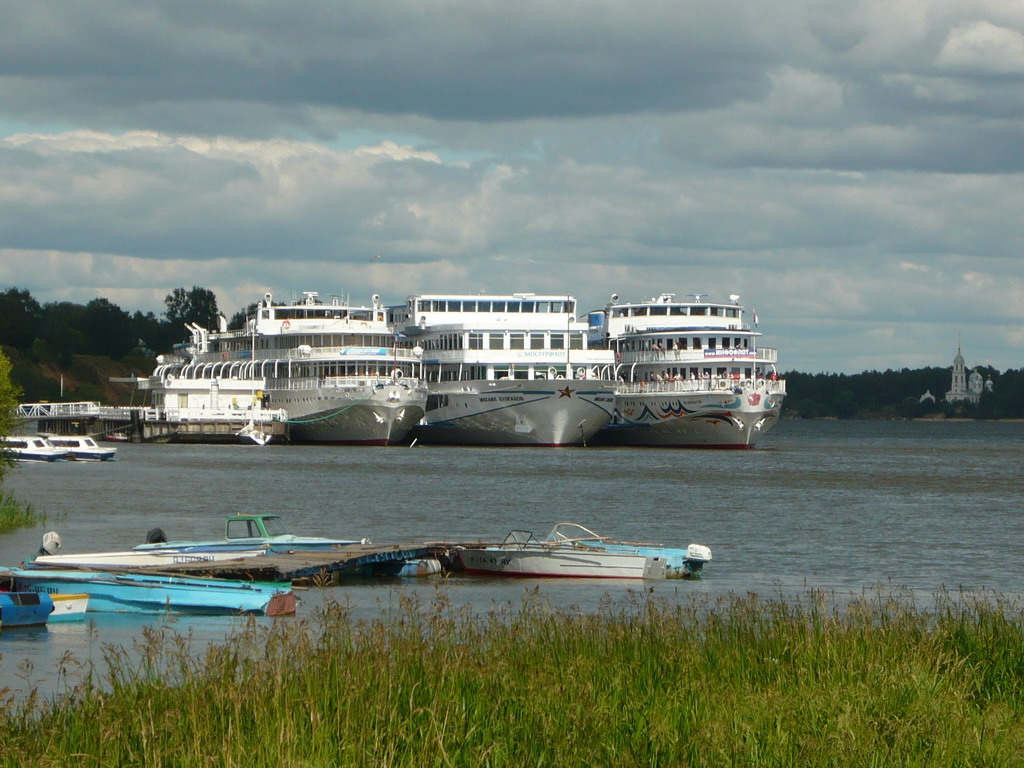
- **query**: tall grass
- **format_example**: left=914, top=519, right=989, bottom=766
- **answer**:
left=3, top=588, right=1024, bottom=766
left=0, top=490, right=40, bottom=532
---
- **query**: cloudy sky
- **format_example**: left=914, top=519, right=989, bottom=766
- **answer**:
left=1, top=0, right=1022, bottom=374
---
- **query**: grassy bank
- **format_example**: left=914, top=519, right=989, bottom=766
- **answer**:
left=2, top=589, right=1024, bottom=766
left=0, top=490, right=41, bottom=533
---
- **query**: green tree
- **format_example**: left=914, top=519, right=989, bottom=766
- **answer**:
left=0, top=288, right=42, bottom=351
left=82, top=298, right=136, bottom=359
left=0, top=349, right=23, bottom=481
left=164, top=286, right=220, bottom=340
left=38, top=301, right=87, bottom=368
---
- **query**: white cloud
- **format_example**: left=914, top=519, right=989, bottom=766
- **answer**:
left=937, top=20, right=1024, bottom=74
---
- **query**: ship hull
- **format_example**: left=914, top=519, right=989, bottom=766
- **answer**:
left=411, top=380, right=616, bottom=446
left=599, top=386, right=785, bottom=448
left=273, top=382, right=427, bottom=445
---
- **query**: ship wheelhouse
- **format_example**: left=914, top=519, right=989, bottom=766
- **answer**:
left=401, top=293, right=615, bottom=383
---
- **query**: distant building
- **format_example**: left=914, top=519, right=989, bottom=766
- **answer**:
left=919, top=390, right=936, bottom=404
left=945, top=345, right=989, bottom=404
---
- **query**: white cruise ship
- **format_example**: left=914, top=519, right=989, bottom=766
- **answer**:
left=395, top=293, right=616, bottom=446
left=587, top=293, right=786, bottom=448
left=142, top=292, right=427, bottom=445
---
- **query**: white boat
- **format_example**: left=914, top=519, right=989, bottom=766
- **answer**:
left=543, top=522, right=712, bottom=579
left=49, top=593, right=89, bottom=622
left=396, top=293, right=617, bottom=446
left=0, top=435, right=71, bottom=462
left=457, top=530, right=666, bottom=579
left=587, top=293, right=787, bottom=448
left=45, top=435, right=118, bottom=461
left=32, top=514, right=367, bottom=570
left=140, top=291, right=428, bottom=445
left=237, top=421, right=271, bottom=446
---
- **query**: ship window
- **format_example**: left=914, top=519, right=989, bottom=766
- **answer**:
left=530, top=333, right=545, bottom=349
left=679, top=338, right=688, bottom=350
left=463, top=300, right=476, bottom=311
left=708, top=338, right=717, bottom=349
left=727, top=308, right=738, bottom=318
left=550, top=301, right=565, bottom=313
left=477, top=301, right=491, bottom=312
left=550, top=333, right=565, bottom=349
left=509, top=333, right=525, bottom=350
left=469, top=333, right=483, bottom=349
left=489, top=333, right=504, bottom=350
left=520, top=301, right=535, bottom=313
left=670, top=306, right=687, bottom=315
left=691, top=307, right=707, bottom=316
left=650, top=306, right=668, bottom=316
left=693, top=338, right=702, bottom=349
left=710, top=307, right=720, bottom=316
left=507, top=302, right=520, bottom=313
left=537, top=301, right=551, bottom=313
left=734, top=338, right=741, bottom=348
left=569, top=333, right=583, bottom=350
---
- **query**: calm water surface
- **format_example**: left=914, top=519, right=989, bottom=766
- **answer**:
left=1, top=419, right=1021, bottom=698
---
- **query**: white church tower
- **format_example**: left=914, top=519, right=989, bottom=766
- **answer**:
left=945, top=344, right=983, bottom=404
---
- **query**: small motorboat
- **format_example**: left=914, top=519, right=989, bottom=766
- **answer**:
left=0, top=436, right=71, bottom=462
left=456, top=523, right=712, bottom=580
left=45, top=435, right=118, bottom=461
left=237, top=421, right=272, bottom=446
left=133, top=513, right=369, bottom=555
left=544, top=522, right=712, bottom=579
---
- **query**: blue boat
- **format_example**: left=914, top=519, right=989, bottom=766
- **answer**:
left=0, top=591, right=54, bottom=627
left=7, top=568, right=296, bottom=616
left=542, top=523, right=712, bottom=579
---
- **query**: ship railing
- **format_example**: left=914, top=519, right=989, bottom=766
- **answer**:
left=615, top=377, right=786, bottom=395
left=142, top=407, right=287, bottom=423
left=616, top=346, right=777, bottom=364
left=192, top=344, right=422, bottom=364
left=264, top=374, right=420, bottom=392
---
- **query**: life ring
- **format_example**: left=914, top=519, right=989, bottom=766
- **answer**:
left=756, top=378, right=766, bottom=390
left=741, top=379, right=752, bottom=388
left=281, top=320, right=291, bottom=331
left=392, top=369, right=403, bottom=380
left=718, top=380, right=728, bottom=390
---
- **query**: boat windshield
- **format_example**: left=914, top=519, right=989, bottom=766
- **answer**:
left=261, top=516, right=289, bottom=536
left=545, top=523, right=604, bottom=543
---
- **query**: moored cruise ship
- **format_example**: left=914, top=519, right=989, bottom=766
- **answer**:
left=395, top=293, right=617, bottom=446
left=588, top=293, right=786, bottom=448
left=142, top=291, right=427, bottom=445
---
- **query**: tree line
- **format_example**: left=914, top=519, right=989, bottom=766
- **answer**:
left=782, top=367, right=1023, bottom=419
left=1, top=285, right=1021, bottom=418
left=0, top=286, right=222, bottom=365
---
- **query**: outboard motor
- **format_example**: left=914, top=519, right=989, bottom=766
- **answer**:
left=40, top=531, right=62, bottom=556
left=146, top=527, right=167, bottom=544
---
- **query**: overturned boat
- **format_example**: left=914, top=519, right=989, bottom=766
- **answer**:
left=8, top=567, right=296, bottom=616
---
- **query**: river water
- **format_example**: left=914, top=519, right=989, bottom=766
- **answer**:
left=1, top=419, right=1021, bottom=699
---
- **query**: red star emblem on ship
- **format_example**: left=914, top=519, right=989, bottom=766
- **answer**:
left=558, top=386, right=574, bottom=398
